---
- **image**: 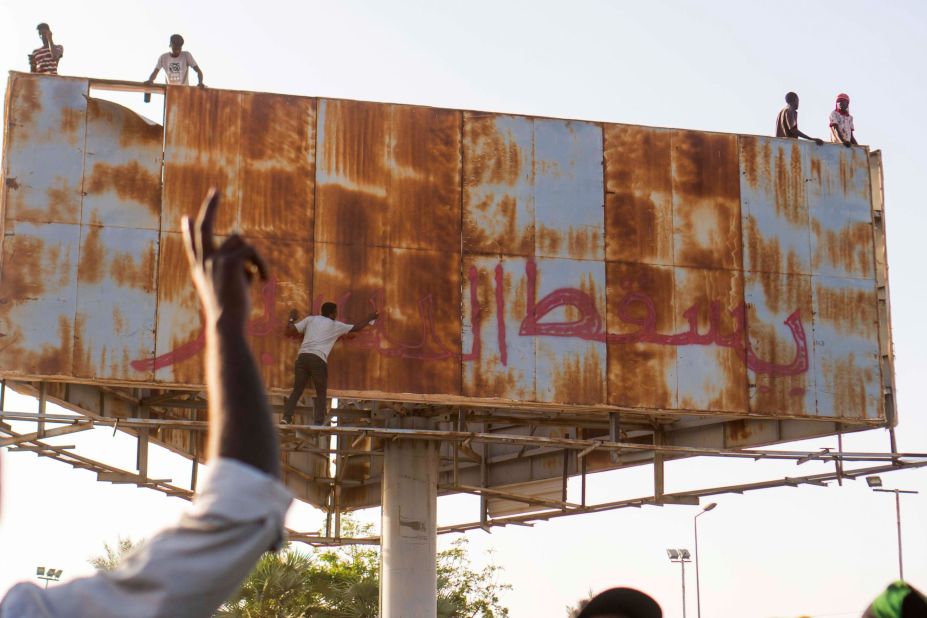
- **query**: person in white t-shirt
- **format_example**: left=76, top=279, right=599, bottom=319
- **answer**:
left=282, top=303, right=378, bottom=425
left=144, top=34, right=204, bottom=87
left=828, top=92, right=857, bottom=147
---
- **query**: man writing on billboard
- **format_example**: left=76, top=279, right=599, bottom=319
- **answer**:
left=282, top=303, right=378, bottom=426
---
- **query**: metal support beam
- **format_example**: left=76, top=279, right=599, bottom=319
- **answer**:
left=38, top=382, right=47, bottom=438
left=380, top=418, right=438, bottom=618
left=654, top=429, right=665, bottom=503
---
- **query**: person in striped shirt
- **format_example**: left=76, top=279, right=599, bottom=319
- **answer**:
left=29, top=23, right=63, bottom=75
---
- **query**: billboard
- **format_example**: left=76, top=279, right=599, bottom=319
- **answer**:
left=1, top=72, right=893, bottom=426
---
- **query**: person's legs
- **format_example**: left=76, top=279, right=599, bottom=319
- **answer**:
left=282, top=353, right=311, bottom=422
left=306, top=354, right=328, bottom=425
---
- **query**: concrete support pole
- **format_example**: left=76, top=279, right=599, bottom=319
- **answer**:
left=380, top=419, right=439, bottom=618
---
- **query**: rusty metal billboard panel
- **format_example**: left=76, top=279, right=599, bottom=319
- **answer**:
left=0, top=73, right=894, bottom=426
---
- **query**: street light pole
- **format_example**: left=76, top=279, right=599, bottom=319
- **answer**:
left=35, top=567, right=62, bottom=589
left=667, top=548, right=692, bottom=618
left=894, top=490, right=903, bottom=581
left=694, top=502, right=717, bottom=618
left=867, top=476, right=918, bottom=582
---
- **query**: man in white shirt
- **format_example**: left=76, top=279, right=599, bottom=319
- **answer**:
left=283, top=303, right=378, bottom=425
left=0, top=190, right=291, bottom=617
left=145, top=34, right=204, bottom=87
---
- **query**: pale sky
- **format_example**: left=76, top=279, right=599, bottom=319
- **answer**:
left=1, top=1, right=926, bottom=617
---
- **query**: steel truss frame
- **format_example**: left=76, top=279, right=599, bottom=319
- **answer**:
left=1, top=379, right=924, bottom=547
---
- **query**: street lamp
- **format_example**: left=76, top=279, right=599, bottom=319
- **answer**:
left=36, top=566, right=63, bottom=589
left=867, top=476, right=919, bottom=581
left=694, top=502, right=717, bottom=618
left=666, top=548, right=691, bottom=618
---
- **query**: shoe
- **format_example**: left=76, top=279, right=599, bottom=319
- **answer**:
left=281, top=417, right=292, bottom=425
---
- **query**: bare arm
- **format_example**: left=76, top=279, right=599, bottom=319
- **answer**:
left=350, top=311, right=380, bottom=333
left=46, top=34, right=62, bottom=60
left=193, top=64, right=205, bottom=87
left=182, top=190, right=280, bottom=477
left=794, top=127, right=823, bottom=145
left=145, top=66, right=160, bottom=84
left=286, top=308, right=300, bottom=338
left=830, top=123, right=852, bottom=147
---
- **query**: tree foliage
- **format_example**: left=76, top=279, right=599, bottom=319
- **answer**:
left=218, top=518, right=510, bottom=618
left=88, top=536, right=141, bottom=572
left=89, top=519, right=510, bottom=617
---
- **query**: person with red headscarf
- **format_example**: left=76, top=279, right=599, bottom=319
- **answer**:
left=829, top=93, right=858, bottom=147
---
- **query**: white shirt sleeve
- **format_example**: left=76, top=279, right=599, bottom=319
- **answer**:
left=336, top=320, right=355, bottom=336
left=0, top=459, right=292, bottom=618
left=153, top=53, right=167, bottom=74
left=184, top=51, right=198, bottom=68
left=294, top=316, right=310, bottom=334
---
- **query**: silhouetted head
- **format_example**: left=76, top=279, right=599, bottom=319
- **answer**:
left=575, top=588, right=662, bottom=618
left=321, top=302, right=337, bottom=319
left=37, top=23, right=51, bottom=44
left=785, top=91, right=799, bottom=109
left=169, top=34, right=184, bottom=56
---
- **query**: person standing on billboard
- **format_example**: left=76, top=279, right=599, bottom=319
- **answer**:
left=282, top=304, right=378, bottom=426
left=145, top=34, right=205, bottom=87
left=29, top=23, right=64, bottom=75
left=775, top=92, right=823, bottom=144
left=829, top=93, right=857, bottom=147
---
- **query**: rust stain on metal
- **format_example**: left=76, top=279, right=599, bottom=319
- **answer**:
left=382, top=247, right=461, bottom=395
left=823, top=356, right=876, bottom=419
left=45, top=181, right=81, bottom=223
left=746, top=272, right=813, bottom=415
left=58, top=107, right=83, bottom=145
left=78, top=222, right=104, bottom=285
left=0, top=233, right=48, bottom=300
left=810, top=219, right=873, bottom=278
left=238, top=93, right=316, bottom=241
left=743, top=217, right=805, bottom=309
left=163, top=87, right=242, bottom=234
left=814, top=280, right=877, bottom=338
left=550, top=346, right=605, bottom=404
left=675, top=266, right=747, bottom=413
left=606, top=261, right=677, bottom=409
left=110, top=243, right=157, bottom=291
left=773, top=142, right=807, bottom=226
left=85, top=161, right=161, bottom=216
left=672, top=131, right=743, bottom=270
left=604, top=125, right=674, bottom=265
left=315, top=100, right=390, bottom=248
left=9, top=74, right=41, bottom=134
left=726, top=419, right=751, bottom=443
left=462, top=113, right=533, bottom=256
left=388, top=106, right=462, bottom=252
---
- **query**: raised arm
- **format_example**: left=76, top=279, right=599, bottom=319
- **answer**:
left=182, top=189, right=280, bottom=477
left=350, top=311, right=380, bottom=333
left=46, top=33, right=62, bottom=60
left=286, top=308, right=301, bottom=338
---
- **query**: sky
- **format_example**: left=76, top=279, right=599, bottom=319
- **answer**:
left=1, top=1, right=926, bottom=616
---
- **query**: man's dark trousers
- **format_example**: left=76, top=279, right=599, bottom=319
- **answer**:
left=283, top=353, right=328, bottom=424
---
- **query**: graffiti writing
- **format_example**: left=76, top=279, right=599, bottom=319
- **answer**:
left=131, top=260, right=808, bottom=378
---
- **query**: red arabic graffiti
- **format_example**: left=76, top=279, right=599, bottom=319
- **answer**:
left=518, top=260, right=808, bottom=377
left=130, top=260, right=808, bottom=378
